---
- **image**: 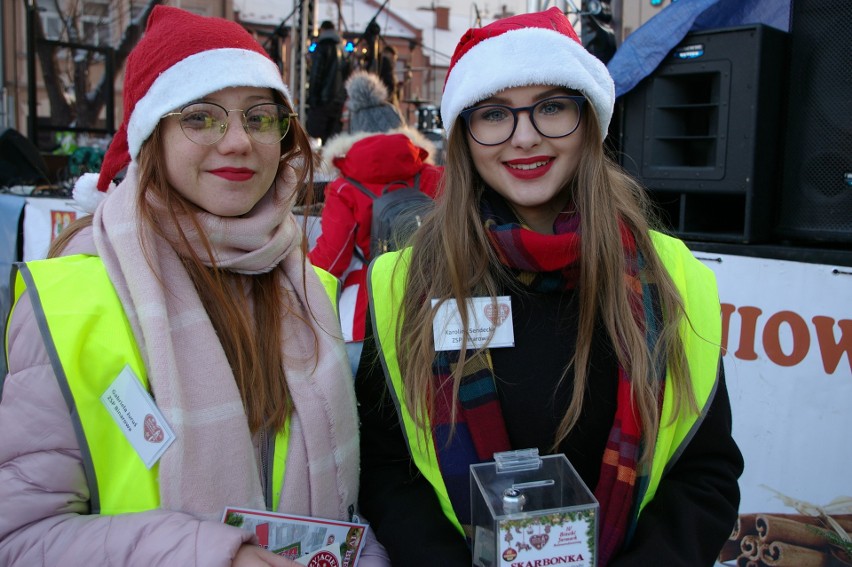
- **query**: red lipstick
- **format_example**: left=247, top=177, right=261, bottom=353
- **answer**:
left=503, top=157, right=554, bottom=180
left=209, top=167, right=254, bottom=182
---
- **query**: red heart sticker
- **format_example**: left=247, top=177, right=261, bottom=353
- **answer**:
left=483, top=302, right=510, bottom=326
left=144, top=414, right=165, bottom=443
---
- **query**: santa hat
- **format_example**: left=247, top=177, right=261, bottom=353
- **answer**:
left=73, top=5, right=292, bottom=213
left=441, top=7, right=614, bottom=140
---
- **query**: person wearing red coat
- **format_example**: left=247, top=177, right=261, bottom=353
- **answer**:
left=308, top=131, right=442, bottom=371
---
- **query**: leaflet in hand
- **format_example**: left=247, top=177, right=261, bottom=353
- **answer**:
left=222, top=506, right=368, bottom=567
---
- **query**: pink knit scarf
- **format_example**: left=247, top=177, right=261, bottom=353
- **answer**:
left=92, top=164, right=358, bottom=521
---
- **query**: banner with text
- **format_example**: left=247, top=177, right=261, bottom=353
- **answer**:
left=694, top=251, right=851, bottom=566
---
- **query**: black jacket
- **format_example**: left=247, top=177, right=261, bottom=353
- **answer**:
left=308, top=31, right=346, bottom=106
left=356, top=285, right=743, bottom=566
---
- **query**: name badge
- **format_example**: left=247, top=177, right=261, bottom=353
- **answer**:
left=432, top=296, right=515, bottom=351
left=100, top=365, right=175, bottom=469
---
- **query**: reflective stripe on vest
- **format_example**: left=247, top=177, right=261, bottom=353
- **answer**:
left=11, top=254, right=340, bottom=515
left=367, top=249, right=463, bottom=534
left=367, top=231, right=721, bottom=532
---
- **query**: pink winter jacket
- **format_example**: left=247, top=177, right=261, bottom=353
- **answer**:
left=0, top=228, right=255, bottom=566
left=0, top=228, right=391, bottom=567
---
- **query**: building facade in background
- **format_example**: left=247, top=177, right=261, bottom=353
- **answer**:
left=1, top=0, right=660, bottom=146
left=0, top=0, right=231, bottom=149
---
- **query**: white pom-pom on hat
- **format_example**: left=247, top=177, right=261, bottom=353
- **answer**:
left=72, top=173, right=111, bottom=214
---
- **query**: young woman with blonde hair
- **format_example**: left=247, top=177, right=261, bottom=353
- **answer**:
left=357, top=8, right=742, bottom=566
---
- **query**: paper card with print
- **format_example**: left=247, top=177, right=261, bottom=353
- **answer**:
left=100, top=365, right=175, bottom=469
left=432, top=296, right=515, bottom=351
left=222, top=507, right=368, bottom=567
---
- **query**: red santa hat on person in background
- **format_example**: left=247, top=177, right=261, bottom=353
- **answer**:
left=440, top=7, right=615, bottom=141
left=73, top=5, right=292, bottom=213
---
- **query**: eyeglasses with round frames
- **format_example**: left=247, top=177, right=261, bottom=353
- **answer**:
left=162, top=101, right=297, bottom=146
left=460, top=95, right=586, bottom=146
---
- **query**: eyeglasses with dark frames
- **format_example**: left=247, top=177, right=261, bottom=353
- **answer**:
left=460, top=95, right=586, bottom=146
left=162, top=101, right=297, bottom=146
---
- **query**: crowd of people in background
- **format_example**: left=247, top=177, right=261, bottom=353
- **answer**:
left=306, top=21, right=444, bottom=375
left=306, top=20, right=407, bottom=147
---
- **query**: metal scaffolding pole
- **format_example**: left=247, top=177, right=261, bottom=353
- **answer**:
left=290, top=0, right=316, bottom=122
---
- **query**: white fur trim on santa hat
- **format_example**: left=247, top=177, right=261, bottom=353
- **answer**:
left=127, top=48, right=291, bottom=160
left=72, top=172, right=112, bottom=213
left=441, top=27, right=615, bottom=139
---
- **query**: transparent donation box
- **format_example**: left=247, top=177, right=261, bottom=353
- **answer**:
left=471, top=449, right=599, bottom=567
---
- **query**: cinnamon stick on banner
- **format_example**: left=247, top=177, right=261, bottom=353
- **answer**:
left=720, top=514, right=758, bottom=564
left=732, top=513, right=760, bottom=540
left=755, top=513, right=852, bottom=534
left=824, top=515, right=852, bottom=534
left=740, top=534, right=762, bottom=560
left=760, top=540, right=829, bottom=567
left=756, top=515, right=832, bottom=548
left=735, top=555, right=760, bottom=567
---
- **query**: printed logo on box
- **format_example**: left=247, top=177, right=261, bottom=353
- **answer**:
left=499, top=511, right=596, bottom=567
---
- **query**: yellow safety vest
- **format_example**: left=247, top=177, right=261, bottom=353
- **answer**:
left=367, top=231, right=721, bottom=535
left=7, top=254, right=340, bottom=515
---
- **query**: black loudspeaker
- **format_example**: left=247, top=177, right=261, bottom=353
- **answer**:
left=777, top=0, right=852, bottom=244
left=620, top=25, right=789, bottom=243
left=0, top=128, right=49, bottom=187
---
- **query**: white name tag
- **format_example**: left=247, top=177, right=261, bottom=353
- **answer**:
left=432, top=296, right=515, bottom=351
left=100, top=365, right=175, bottom=469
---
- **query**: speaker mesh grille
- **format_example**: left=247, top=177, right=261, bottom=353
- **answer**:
left=779, top=0, right=852, bottom=241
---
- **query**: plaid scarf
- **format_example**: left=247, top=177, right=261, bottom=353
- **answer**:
left=430, top=192, right=663, bottom=565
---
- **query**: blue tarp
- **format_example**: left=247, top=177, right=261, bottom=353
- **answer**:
left=607, top=0, right=792, bottom=97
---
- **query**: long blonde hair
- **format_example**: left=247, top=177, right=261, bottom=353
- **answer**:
left=51, top=98, right=318, bottom=435
left=398, top=103, right=697, bottom=462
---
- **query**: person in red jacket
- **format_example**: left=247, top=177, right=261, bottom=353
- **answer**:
left=308, top=131, right=442, bottom=373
